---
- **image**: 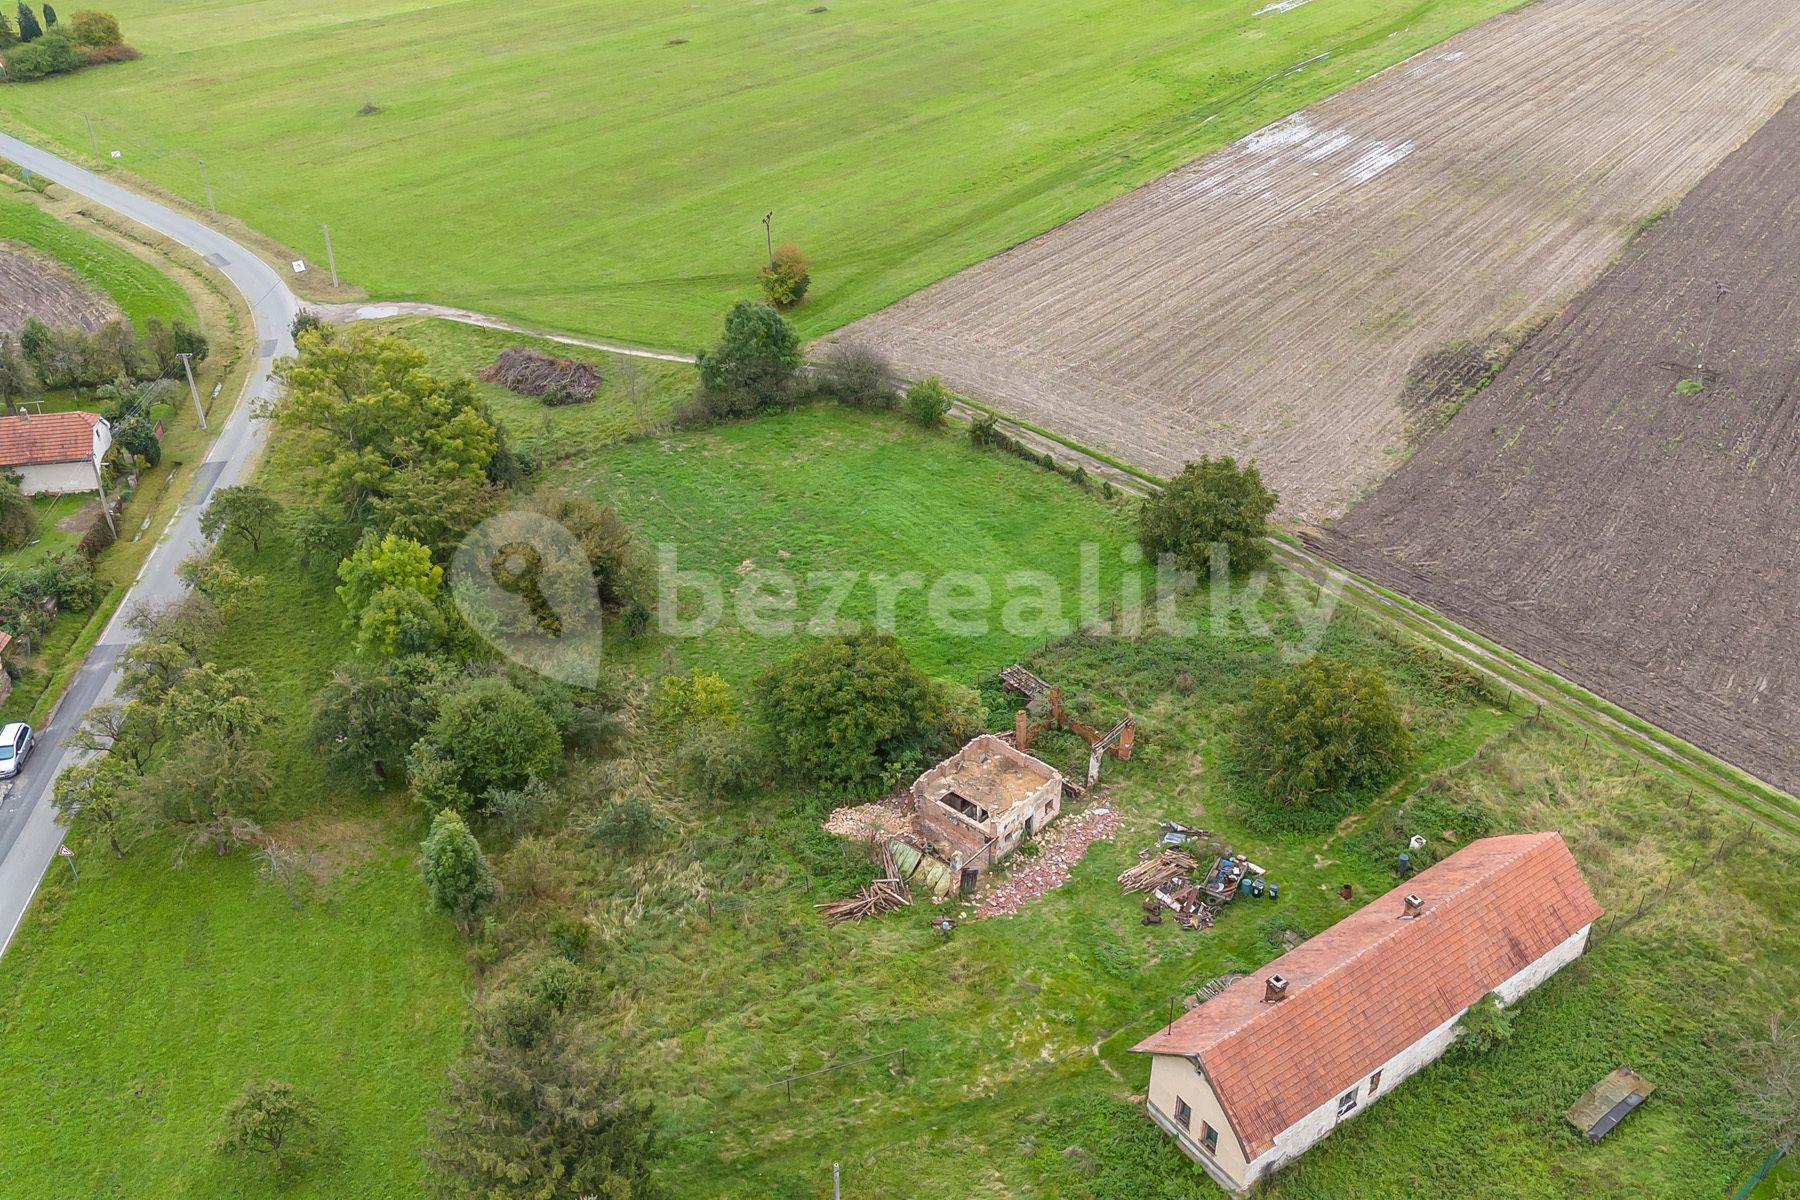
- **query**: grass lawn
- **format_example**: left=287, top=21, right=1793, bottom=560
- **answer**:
left=0, top=826, right=467, bottom=1199
left=0, top=440, right=469, bottom=1197
left=570, top=404, right=1153, bottom=684
left=0, top=0, right=1522, bottom=347
left=0, top=191, right=195, bottom=330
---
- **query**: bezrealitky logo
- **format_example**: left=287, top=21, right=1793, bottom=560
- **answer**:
left=450, top=511, right=606, bottom=687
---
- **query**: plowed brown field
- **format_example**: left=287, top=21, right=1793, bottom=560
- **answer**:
left=1317, top=94, right=1800, bottom=794
left=0, top=246, right=116, bottom=337
left=838, top=0, right=1800, bottom=523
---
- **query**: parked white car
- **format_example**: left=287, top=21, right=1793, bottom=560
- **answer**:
left=0, top=722, right=34, bottom=779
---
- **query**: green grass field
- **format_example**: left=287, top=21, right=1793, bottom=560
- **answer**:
left=572, top=404, right=1154, bottom=684
left=0, top=0, right=1521, bottom=347
left=0, top=192, right=195, bottom=330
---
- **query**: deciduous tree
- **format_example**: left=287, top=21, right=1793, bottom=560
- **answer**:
left=1236, top=656, right=1411, bottom=807
left=215, top=1079, right=320, bottom=1172
left=418, top=676, right=561, bottom=801
left=693, top=301, right=802, bottom=413
left=1139, top=456, right=1279, bottom=576
left=755, top=629, right=948, bottom=790
left=67, top=9, right=121, bottom=46
left=51, top=754, right=139, bottom=858
left=310, top=654, right=454, bottom=783
left=200, top=485, right=281, bottom=553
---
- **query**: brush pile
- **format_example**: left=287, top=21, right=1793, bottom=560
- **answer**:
left=817, top=879, right=911, bottom=926
left=478, top=346, right=602, bottom=406
left=1117, top=850, right=1198, bottom=894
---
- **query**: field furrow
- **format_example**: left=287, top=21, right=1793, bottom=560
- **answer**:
left=839, top=0, right=1800, bottom=523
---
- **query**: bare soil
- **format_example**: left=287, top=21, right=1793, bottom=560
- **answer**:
left=1316, top=95, right=1800, bottom=794
left=0, top=244, right=116, bottom=337
left=837, top=0, right=1800, bottom=522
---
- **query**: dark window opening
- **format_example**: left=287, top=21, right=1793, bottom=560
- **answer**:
left=1337, top=1088, right=1358, bottom=1118
left=943, top=791, right=989, bottom=822
left=1175, top=1098, right=1193, bottom=1130
left=1369, top=1069, right=1383, bottom=1095
left=1201, top=1123, right=1219, bottom=1155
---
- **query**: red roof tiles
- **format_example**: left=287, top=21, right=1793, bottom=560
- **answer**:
left=0, top=411, right=104, bottom=468
left=1133, top=832, right=1602, bottom=1158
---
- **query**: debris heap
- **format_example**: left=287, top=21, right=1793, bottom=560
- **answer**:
left=1118, top=851, right=1198, bottom=894
left=971, top=805, right=1123, bottom=919
left=478, top=346, right=602, bottom=406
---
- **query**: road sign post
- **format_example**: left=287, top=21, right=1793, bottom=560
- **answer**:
left=321, top=223, right=340, bottom=288
left=57, top=845, right=76, bottom=884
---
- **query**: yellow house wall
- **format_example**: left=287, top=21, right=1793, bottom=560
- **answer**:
left=1147, top=1053, right=1249, bottom=1188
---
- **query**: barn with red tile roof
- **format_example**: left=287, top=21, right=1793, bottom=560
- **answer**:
left=1133, top=831, right=1602, bottom=1192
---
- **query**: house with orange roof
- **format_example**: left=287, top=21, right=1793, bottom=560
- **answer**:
left=0, top=410, right=112, bottom=496
left=1132, top=831, right=1602, bottom=1193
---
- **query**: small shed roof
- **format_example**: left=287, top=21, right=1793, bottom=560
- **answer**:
left=1566, top=1068, right=1654, bottom=1141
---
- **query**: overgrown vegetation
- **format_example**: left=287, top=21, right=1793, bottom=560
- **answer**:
left=0, top=7, right=136, bottom=81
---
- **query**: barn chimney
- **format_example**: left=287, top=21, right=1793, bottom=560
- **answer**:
left=1402, top=894, right=1424, bottom=919
left=1263, top=974, right=1289, bottom=1003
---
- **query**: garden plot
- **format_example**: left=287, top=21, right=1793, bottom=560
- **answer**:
left=839, top=0, right=1800, bottom=522
left=1318, top=95, right=1800, bottom=795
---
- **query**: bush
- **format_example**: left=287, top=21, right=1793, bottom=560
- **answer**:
left=420, top=808, right=498, bottom=925
left=673, top=726, right=772, bottom=804
left=69, top=11, right=124, bottom=47
left=3, top=30, right=85, bottom=80
left=588, top=795, right=657, bottom=854
left=1139, top=456, right=1278, bottom=576
left=1236, top=656, right=1411, bottom=809
left=755, top=629, right=949, bottom=791
left=817, top=342, right=894, bottom=408
left=904, top=376, right=953, bottom=427
left=759, top=242, right=810, bottom=308
left=78, top=38, right=132, bottom=63
left=653, top=668, right=737, bottom=732
left=692, top=301, right=802, bottom=418
left=423, top=676, right=562, bottom=800
left=1454, top=992, right=1514, bottom=1055
left=0, top=475, right=36, bottom=552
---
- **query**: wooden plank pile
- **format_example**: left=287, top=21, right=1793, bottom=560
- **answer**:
left=817, top=879, right=911, bottom=926
left=1118, top=850, right=1198, bottom=894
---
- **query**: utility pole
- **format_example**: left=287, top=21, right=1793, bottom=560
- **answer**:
left=199, top=158, right=217, bottom=219
left=321, top=223, right=340, bottom=288
left=762, top=211, right=774, bottom=269
left=91, top=463, right=117, bottom=537
left=833, top=1163, right=840, bottom=1200
left=179, top=352, right=207, bottom=431
left=84, top=113, right=101, bottom=166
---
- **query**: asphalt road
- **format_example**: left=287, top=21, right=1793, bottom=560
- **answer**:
left=0, top=131, right=298, bottom=957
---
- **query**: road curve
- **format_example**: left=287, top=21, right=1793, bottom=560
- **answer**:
left=0, top=132, right=299, bottom=957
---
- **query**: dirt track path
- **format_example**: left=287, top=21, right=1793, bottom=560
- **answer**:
left=836, top=0, right=1800, bottom=523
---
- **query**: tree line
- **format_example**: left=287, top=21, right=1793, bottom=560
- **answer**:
left=0, top=8, right=136, bottom=82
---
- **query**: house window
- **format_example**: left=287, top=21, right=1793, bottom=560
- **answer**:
left=1337, top=1088, right=1359, bottom=1117
left=1201, top=1123, right=1219, bottom=1155
left=1175, top=1098, right=1193, bottom=1130
left=1369, top=1069, right=1382, bottom=1095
